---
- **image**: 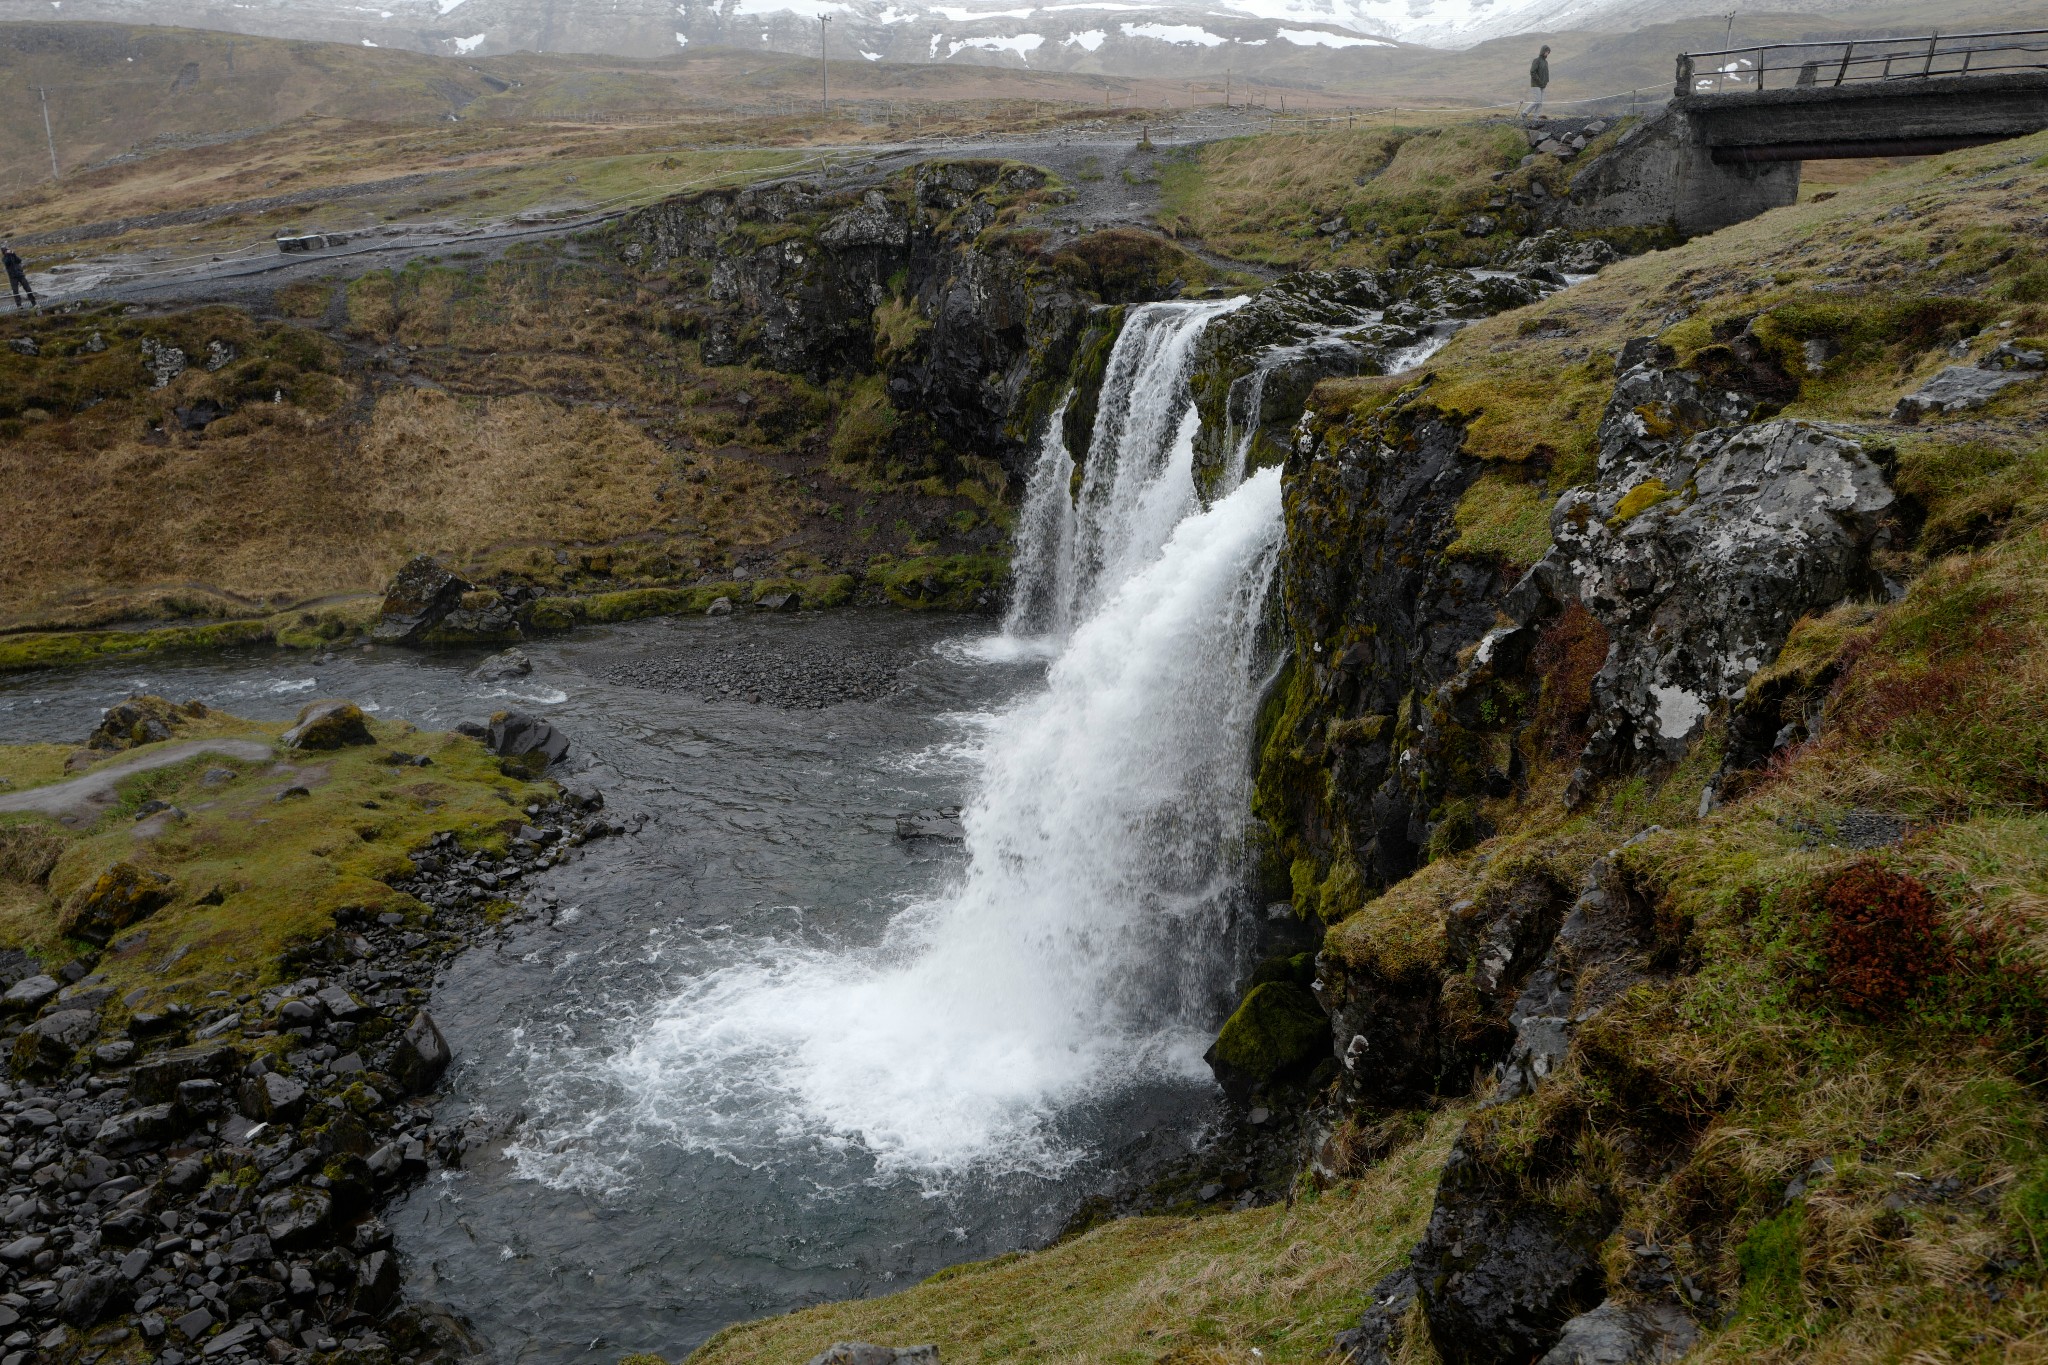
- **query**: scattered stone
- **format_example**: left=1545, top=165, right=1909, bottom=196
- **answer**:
left=470, top=648, right=532, bottom=682
left=803, top=1345, right=941, bottom=1365
left=1894, top=360, right=2042, bottom=419
left=86, top=696, right=192, bottom=751
left=484, top=712, right=569, bottom=776
left=392, top=1011, right=451, bottom=1094
left=139, top=337, right=186, bottom=388
left=706, top=595, right=735, bottom=616
left=281, top=699, right=375, bottom=750
left=1, top=976, right=58, bottom=1013
left=1537, top=1298, right=1699, bottom=1364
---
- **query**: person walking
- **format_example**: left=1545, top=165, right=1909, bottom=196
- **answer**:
left=2, top=244, right=35, bottom=309
left=1521, top=44, right=1551, bottom=120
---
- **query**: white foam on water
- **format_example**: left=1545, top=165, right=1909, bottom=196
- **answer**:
left=507, top=297, right=1282, bottom=1191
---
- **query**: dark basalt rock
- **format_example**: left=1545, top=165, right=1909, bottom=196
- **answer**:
left=371, top=555, right=474, bottom=644
left=486, top=712, right=570, bottom=775
left=1411, top=1142, right=1611, bottom=1365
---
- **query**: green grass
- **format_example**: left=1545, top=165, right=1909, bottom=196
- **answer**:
left=0, top=708, right=551, bottom=1017
left=686, top=1105, right=1464, bottom=1365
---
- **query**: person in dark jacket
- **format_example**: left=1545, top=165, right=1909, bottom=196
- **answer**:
left=2, top=244, right=34, bottom=309
left=1521, top=45, right=1551, bottom=120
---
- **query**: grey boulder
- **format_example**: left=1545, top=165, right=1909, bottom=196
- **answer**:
left=1538, top=1299, right=1699, bottom=1364
left=803, top=1346, right=940, bottom=1365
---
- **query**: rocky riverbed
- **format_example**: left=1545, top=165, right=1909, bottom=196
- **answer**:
left=0, top=722, right=624, bottom=1365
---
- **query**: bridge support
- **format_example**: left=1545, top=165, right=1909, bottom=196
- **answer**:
left=1558, top=70, right=2048, bottom=236
left=1560, top=110, right=1800, bottom=235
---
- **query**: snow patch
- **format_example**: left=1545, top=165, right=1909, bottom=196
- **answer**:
left=1119, top=20, right=1224, bottom=45
left=1275, top=26, right=1388, bottom=46
left=435, top=0, right=466, bottom=15
left=730, top=0, right=849, bottom=16
left=948, top=32, right=1045, bottom=57
left=452, top=32, right=487, bottom=52
left=934, top=4, right=1034, bottom=16
left=361, top=37, right=378, bottom=45
left=1064, top=27, right=1105, bottom=48
left=861, top=48, right=882, bottom=58
left=676, top=30, right=689, bottom=44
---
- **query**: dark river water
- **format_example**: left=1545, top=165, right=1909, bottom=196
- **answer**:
left=0, top=612, right=1234, bottom=1362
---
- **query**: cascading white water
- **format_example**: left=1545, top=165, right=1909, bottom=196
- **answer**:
left=513, top=297, right=1284, bottom=1187
left=1006, top=298, right=1250, bottom=640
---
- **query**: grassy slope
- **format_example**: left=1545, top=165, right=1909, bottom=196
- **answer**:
left=0, top=706, right=550, bottom=1019
left=0, top=237, right=1013, bottom=646
left=691, top=1107, right=1461, bottom=1365
left=667, top=133, right=2048, bottom=1365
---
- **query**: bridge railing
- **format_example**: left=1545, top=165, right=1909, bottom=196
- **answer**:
left=1676, top=28, right=2048, bottom=97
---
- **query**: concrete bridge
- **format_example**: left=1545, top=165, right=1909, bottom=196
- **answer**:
left=1562, top=30, right=2048, bottom=234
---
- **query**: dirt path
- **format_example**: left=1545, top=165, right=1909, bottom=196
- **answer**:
left=0, top=739, right=274, bottom=826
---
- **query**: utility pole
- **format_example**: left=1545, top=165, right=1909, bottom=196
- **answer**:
left=1223, top=67, right=1230, bottom=108
left=37, top=86, right=58, bottom=180
left=819, top=16, right=829, bottom=112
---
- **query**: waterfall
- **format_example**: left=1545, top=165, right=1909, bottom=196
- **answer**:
left=521, top=297, right=1284, bottom=1186
left=1006, top=297, right=1250, bottom=640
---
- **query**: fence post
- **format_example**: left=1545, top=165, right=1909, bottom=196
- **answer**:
left=1833, top=40, right=1855, bottom=85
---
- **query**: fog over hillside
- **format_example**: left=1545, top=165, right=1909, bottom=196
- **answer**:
left=1, top=0, right=2020, bottom=81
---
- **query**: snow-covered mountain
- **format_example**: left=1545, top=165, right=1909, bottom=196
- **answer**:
left=0, top=0, right=1955, bottom=74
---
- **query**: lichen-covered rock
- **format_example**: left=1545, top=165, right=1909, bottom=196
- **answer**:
left=1537, top=1298, right=1699, bottom=1365
left=426, top=588, right=525, bottom=645
left=803, top=1345, right=940, bottom=1365
left=1263, top=395, right=1501, bottom=892
left=1204, top=980, right=1329, bottom=1098
left=1509, top=342, right=1896, bottom=798
left=58, top=862, right=176, bottom=943
left=282, top=699, right=375, bottom=750
left=259, top=1186, right=333, bottom=1249
left=372, top=555, right=473, bottom=644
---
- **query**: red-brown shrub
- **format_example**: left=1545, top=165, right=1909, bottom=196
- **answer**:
left=1818, top=860, right=1950, bottom=1019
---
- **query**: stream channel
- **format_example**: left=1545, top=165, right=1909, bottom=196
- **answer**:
left=0, top=298, right=1297, bottom=1361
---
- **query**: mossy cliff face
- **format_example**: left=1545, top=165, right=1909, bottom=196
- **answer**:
left=1256, top=388, right=1505, bottom=906
left=625, top=162, right=1209, bottom=485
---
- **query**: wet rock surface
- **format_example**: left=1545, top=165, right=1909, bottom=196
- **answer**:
left=0, top=774, right=625, bottom=1364
left=603, top=634, right=908, bottom=709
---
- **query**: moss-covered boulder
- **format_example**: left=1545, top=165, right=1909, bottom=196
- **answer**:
left=87, top=694, right=198, bottom=751
left=1205, top=980, right=1330, bottom=1100
left=282, top=699, right=374, bottom=751
left=58, top=861, right=176, bottom=944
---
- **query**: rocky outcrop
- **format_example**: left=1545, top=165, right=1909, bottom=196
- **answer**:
left=1188, top=267, right=1555, bottom=498
left=57, top=863, right=176, bottom=945
left=370, top=555, right=473, bottom=644
left=0, top=786, right=621, bottom=1363
left=1894, top=340, right=2045, bottom=419
left=1503, top=341, right=1898, bottom=803
left=623, top=161, right=1202, bottom=484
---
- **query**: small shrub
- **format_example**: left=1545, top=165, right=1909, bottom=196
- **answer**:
left=1817, top=860, right=1948, bottom=1019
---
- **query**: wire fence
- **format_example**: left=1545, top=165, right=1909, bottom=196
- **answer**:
left=1678, top=27, right=2048, bottom=96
